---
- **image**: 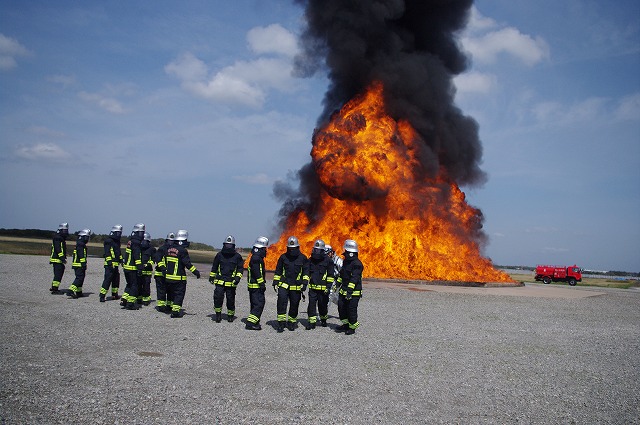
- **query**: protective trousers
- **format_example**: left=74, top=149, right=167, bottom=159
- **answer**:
left=168, top=280, right=186, bottom=314
left=123, top=270, right=139, bottom=304
left=307, top=289, right=330, bottom=324
left=337, top=294, right=360, bottom=330
left=100, top=266, right=120, bottom=296
left=51, top=263, right=65, bottom=289
left=247, top=287, right=266, bottom=324
left=155, top=276, right=169, bottom=308
left=137, top=275, right=151, bottom=303
left=276, top=287, right=301, bottom=324
left=213, top=285, right=236, bottom=317
left=69, top=268, right=85, bottom=295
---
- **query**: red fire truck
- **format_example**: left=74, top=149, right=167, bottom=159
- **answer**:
left=535, top=265, right=582, bottom=286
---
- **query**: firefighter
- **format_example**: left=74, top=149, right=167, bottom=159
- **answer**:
left=272, top=236, right=309, bottom=332
left=121, top=223, right=145, bottom=310
left=154, top=232, right=174, bottom=313
left=209, top=235, right=244, bottom=323
left=305, top=239, right=335, bottom=330
left=99, top=224, right=123, bottom=302
left=336, top=239, right=364, bottom=335
left=49, top=222, right=69, bottom=293
left=68, top=229, right=91, bottom=299
left=245, top=236, right=269, bottom=330
left=138, top=232, right=155, bottom=306
left=162, top=230, right=201, bottom=318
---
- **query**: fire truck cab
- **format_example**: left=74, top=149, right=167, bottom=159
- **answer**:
left=535, top=264, right=582, bottom=286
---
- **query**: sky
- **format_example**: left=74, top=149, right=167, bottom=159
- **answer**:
left=1, top=0, right=638, bottom=272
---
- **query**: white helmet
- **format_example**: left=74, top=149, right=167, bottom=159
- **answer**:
left=58, top=222, right=69, bottom=231
left=132, top=223, right=145, bottom=233
left=287, top=236, right=299, bottom=248
left=324, top=244, right=333, bottom=255
left=78, top=229, right=91, bottom=237
left=111, top=224, right=123, bottom=233
left=343, top=239, right=358, bottom=253
left=166, top=232, right=175, bottom=241
left=313, top=239, right=326, bottom=250
left=175, top=230, right=189, bottom=241
left=143, top=232, right=151, bottom=242
left=253, top=236, right=269, bottom=248
left=224, top=235, right=236, bottom=245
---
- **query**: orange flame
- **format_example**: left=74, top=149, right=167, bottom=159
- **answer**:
left=267, top=82, right=512, bottom=283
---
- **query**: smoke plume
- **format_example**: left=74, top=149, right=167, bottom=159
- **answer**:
left=275, top=0, right=485, bottom=228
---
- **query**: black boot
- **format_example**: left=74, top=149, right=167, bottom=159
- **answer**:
left=170, top=310, right=183, bottom=318
left=335, top=323, right=349, bottom=332
left=345, top=328, right=355, bottom=335
left=320, top=319, right=327, bottom=327
left=69, top=290, right=78, bottom=299
left=50, top=286, right=59, bottom=293
left=99, top=294, right=105, bottom=303
left=215, top=312, right=222, bottom=323
left=277, top=322, right=285, bottom=333
left=227, top=314, right=235, bottom=323
left=287, top=322, right=296, bottom=331
left=112, top=294, right=120, bottom=300
left=305, top=322, right=316, bottom=330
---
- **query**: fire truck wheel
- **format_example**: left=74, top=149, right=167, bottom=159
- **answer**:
left=568, top=278, right=577, bottom=286
left=542, top=277, right=551, bottom=284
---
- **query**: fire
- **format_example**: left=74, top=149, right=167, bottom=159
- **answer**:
left=267, top=82, right=513, bottom=283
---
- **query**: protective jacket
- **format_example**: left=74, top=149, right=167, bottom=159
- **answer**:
left=72, top=239, right=87, bottom=269
left=142, top=245, right=155, bottom=277
left=337, top=254, right=363, bottom=297
left=308, top=252, right=335, bottom=291
left=122, top=237, right=143, bottom=273
left=50, top=232, right=67, bottom=264
left=103, top=235, right=122, bottom=267
left=247, top=248, right=267, bottom=289
left=153, top=241, right=172, bottom=277
left=273, top=247, right=309, bottom=291
left=210, top=246, right=244, bottom=287
left=163, top=243, right=197, bottom=282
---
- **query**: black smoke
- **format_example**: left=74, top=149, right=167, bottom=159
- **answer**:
left=274, top=0, right=485, bottom=227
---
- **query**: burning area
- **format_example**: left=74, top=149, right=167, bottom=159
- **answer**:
left=268, top=0, right=513, bottom=283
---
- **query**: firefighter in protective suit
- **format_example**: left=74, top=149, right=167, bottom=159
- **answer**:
left=209, top=235, right=244, bottom=323
left=69, top=229, right=91, bottom=298
left=154, top=232, right=174, bottom=313
left=121, top=223, right=145, bottom=310
left=245, top=236, right=269, bottom=330
left=100, top=224, right=123, bottom=302
left=49, top=222, right=69, bottom=293
left=273, top=236, right=309, bottom=332
left=139, top=232, right=155, bottom=305
left=305, top=239, right=335, bottom=329
left=161, top=230, right=201, bottom=318
left=336, top=239, right=364, bottom=335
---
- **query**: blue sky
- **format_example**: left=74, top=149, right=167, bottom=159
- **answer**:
left=1, top=0, right=638, bottom=272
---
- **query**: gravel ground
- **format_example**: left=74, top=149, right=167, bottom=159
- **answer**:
left=0, top=254, right=638, bottom=424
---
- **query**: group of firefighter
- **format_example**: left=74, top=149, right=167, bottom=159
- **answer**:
left=49, top=222, right=364, bottom=334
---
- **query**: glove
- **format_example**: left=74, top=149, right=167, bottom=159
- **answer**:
left=346, top=290, right=352, bottom=300
left=194, top=270, right=201, bottom=279
left=272, top=282, right=277, bottom=293
left=234, top=277, right=241, bottom=286
left=209, top=276, right=215, bottom=284
left=324, top=288, right=329, bottom=294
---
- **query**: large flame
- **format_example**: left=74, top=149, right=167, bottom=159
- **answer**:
left=267, top=82, right=512, bottom=283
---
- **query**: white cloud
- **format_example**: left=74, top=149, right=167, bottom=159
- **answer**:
left=532, top=97, right=611, bottom=125
left=460, top=8, right=549, bottom=66
left=233, top=173, right=273, bottom=185
left=454, top=71, right=497, bottom=95
left=0, top=33, right=31, bottom=71
left=247, top=24, right=298, bottom=57
left=14, top=143, right=70, bottom=161
left=46, top=74, right=76, bottom=88
left=166, top=26, right=297, bottom=108
left=78, top=91, right=126, bottom=114
left=615, top=92, right=640, bottom=121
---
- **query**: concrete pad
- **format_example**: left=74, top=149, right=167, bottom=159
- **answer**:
left=364, top=280, right=605, bottom=299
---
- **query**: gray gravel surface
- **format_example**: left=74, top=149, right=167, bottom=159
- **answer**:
left=0, top=254, right=638, bottom=424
